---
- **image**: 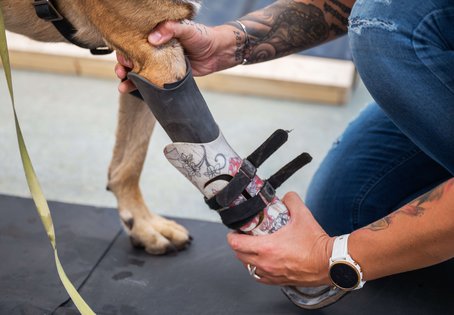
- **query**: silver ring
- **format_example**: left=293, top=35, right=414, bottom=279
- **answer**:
left=247, top=264, right=261, bottom=280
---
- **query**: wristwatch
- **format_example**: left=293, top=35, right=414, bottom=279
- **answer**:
left=328, top=234, right=366, bottom=291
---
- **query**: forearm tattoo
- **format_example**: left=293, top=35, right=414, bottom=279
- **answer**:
left=366, top=178, right=454, bottom=232
left=228, top=0, right=352, bottom=64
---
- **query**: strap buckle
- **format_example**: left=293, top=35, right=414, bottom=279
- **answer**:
left=260, top=181, right=276, bottom=203
left=239, top=159, right=256, bottom=178
left=34, top=0, right=63, bottom=22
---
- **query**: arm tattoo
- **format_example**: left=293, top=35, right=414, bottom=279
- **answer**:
left=179, top=20, right=208, bottom=36
left=364, top=178, right=453, bottom=232
left=328, top=0, right=352, bottom=14
left=323, top=2, right=349, bottom=26
left=228, top=0, right=352, bottom=64
left=368, top=217, right=392, bottom=231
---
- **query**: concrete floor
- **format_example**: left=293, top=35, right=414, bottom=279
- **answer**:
left=0, top=69, right=373, bottom=222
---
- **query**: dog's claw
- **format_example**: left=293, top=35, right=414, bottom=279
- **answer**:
left=129, top=236, right=143, bottom=249
left=179, top=241, right=191, bottom=252
left=165, top=244, right=179, bottom=256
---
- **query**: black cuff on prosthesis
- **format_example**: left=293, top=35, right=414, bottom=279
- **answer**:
left=205, top=129, right=312, bottom=229
left=128, top=60, right=219, bottom=144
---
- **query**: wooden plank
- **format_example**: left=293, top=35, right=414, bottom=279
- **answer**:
left=3, top=32, right=356, bottom=105
left=196, top=72, right=350, bottom=104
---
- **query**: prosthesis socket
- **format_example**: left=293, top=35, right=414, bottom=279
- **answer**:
left=127, top=64, right=345, bottom=309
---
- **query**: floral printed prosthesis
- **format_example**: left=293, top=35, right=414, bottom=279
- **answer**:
left=164, top=129, right=344, bottom=309
left=164, top=129, right=311, bottom=235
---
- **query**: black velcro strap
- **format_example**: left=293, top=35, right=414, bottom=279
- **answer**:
left=204, top=195, right=221, bottom=210
left=220, top=194, right=266, bottom=229
left=219, top=181, right=275, bottom=229
left=247, top=129, right=289, bottom=167
left=202, top=129, right=312, bottom=230
left=204, top=130, right=302, bottom=211
left=215, top=159, right=256, bottom=208
left=214, top=171, right=251, bottom=208
left=268, top=153, right=312, bottom=189
left=204, top=160, right=256, bottom=210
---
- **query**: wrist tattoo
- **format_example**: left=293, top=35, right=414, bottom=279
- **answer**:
left=228, top=20, right=250, bottom=65
left=233, top=29, right=245, bottom=64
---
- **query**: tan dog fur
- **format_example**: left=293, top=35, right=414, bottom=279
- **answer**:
left=1, top=0, right=200, bottom=254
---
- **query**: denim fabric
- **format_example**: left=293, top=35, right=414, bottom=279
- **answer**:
left=306, top=0, right=454, bottom=236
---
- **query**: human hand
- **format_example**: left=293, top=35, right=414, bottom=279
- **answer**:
left=115, top=52, right=136, bottom=94
left=148, top=20, right=231, bottom=76
left=227, top=192, right=335, bottom=287
left=116, top=20, right=241, bottom=93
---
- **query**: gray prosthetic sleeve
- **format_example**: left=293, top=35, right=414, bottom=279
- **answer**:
left=127, top=65, right=219, bottom=144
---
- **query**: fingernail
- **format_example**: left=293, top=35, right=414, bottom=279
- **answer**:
left=148, top=31, right=162, bottom=44
left=123, top=58, right=133, bottom=68
left=118, top=55, right=132, bottom=68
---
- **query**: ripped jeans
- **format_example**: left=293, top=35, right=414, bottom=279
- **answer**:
left=306, top=0, right=454, bottom=236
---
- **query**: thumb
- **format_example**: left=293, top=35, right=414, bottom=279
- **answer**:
left=281, top=192, right=314, bottom=224
left=148, top=20, right=191, bottom=46
left=282, top=192, right=307, bottom=215
left=282, top=192, right=326, bottom=235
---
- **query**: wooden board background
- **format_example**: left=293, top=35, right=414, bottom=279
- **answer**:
left=4, top=32, right=356, bottom=105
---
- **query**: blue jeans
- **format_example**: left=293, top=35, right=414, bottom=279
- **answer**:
left=306, top=0, right=454, bottom=236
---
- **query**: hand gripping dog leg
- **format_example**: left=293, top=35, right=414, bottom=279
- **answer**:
left=127, top=64, right=345, bottom=309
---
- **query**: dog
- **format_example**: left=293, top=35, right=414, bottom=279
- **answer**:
left=1, top=0, right=202, bottom=254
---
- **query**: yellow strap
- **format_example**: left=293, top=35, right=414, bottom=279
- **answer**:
left=0, top=8, right=95, bottom=315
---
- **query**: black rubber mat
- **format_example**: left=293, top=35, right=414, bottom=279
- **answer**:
left=1, top=194, right=453, bottom=315
left=0, top=194, right=121, bottom=314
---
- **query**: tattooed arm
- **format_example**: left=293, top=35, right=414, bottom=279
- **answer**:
left=117, top=0, right=355, bottom=90
left=229, top=0, right=355, bottom=65
left=349, top=178, right=454, bottom=281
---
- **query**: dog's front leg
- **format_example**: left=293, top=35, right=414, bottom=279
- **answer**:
left=107, top=93, right=190, bottom=254
left=47, top=0, right=194, bottom=254
left=96, top=16, right=192, bottom=253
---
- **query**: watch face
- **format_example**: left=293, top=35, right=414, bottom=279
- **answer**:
left=329, top=262, right=360, bottom=290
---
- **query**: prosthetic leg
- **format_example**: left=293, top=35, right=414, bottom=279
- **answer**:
left=128, top=63, right=345, bottom=309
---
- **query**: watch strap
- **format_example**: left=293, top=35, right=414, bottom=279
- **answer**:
left=331, top=234, right=349, bottom=260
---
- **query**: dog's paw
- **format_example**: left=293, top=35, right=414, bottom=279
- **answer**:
left=121, top=212, right=191, bottom=255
